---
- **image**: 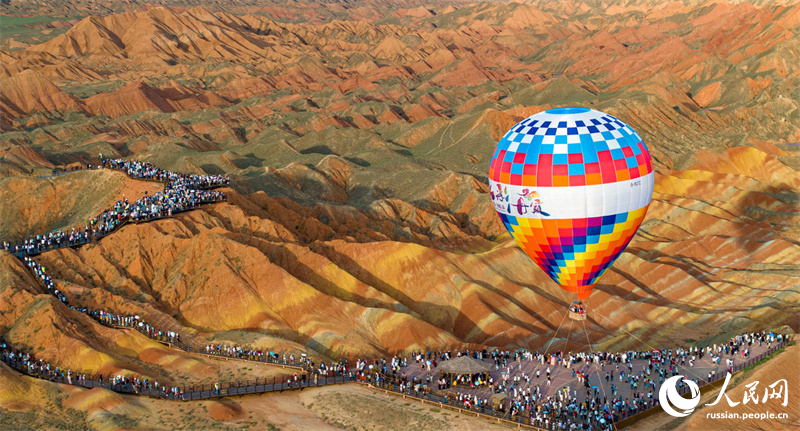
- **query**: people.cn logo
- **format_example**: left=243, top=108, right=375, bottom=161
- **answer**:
left=659, top=375, right=701, bottom=417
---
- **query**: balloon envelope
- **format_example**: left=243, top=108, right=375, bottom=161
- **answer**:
left=488, top=107, right=653, bottom=299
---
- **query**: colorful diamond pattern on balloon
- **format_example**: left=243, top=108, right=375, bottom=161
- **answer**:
left=499, top=206, right=649, bottom=299
left=488, top=107, right=654, bottom=299
left=488, top=111, right=653, bottom=187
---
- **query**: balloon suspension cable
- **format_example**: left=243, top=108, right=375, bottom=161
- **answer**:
left=531, top=307, right=569, bottom=379
left=597, top=300, right=724, bottom=380
left=588, top=298, right=659, bottom=352
left=543, top=308, right=569, bottom=356
left=582, top=295, right=616, bottom=430
left=589, top=297, right=715, bottom=384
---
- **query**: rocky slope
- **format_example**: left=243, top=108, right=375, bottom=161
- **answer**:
left=0, top=0, right=798, bottom=407
left=0, top=169, right=163, bottom=242
left=0, top=362, right=508, bottom=431
left=3, top=143, right=795, bottom=369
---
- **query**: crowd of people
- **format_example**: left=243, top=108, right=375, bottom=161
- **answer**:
left=348, top=331, right=787, bottom=430
left=19, top=256, right=182, bottom=346
left=569, top=302, right=586, bottom=315
left=0, top=159, right=357, bottom=401
left=1, top=334, right=352, bottom=402
left=15, top=255, right=348, bottom=396
left=0, top=159, right=791, bottom=429
left=202, top=343, right=349, bottom=377
left=1, top=158, right=223, bottom=368
left=0, top=291, right=788, bottom=431
left=1, top=338, right=186, bottom=400
left=93, top=311, right=182, bottom=345
left=101, top=158, right=229, bottom=190
left=0, top=159, right=349, bottom=402
left=1, top=158, right=228, bottom=257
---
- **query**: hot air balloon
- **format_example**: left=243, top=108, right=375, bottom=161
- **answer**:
left=488, top=107, right=653, bottom=319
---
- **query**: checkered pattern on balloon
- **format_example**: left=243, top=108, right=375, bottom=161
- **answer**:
left=488, top=108, right=654, bottom=299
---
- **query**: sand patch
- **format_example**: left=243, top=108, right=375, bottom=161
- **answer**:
left=205, top=399, right=245, bottom=421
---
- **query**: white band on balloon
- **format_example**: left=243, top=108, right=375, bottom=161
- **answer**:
left=488, top=172, right=654, bottom=219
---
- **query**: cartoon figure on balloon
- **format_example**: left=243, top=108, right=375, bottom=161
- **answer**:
left=488, top=107, right=654, bottom=315
left=517, top=188, right=550, bottom=217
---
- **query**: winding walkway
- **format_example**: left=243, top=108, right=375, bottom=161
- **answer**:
left=0, top=161, right=792, bottom=431
left=2, top=161, right=356, bottom=401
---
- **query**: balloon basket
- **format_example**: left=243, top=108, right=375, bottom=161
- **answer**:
left=568, top=301, right=587, bottom=321
left=569, top=311, right=587, bottom=321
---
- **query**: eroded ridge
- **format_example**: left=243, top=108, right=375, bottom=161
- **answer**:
left=2, top=159, right=228, bottom=258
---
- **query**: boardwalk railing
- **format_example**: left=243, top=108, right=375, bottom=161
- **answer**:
left=1, top=351, right=355, bottom=401
left=615, top=339, right=791, bottom=428
left=105, top=320, right=313, bottom=372
left=2, top=160, right=229, bottom=259
left=1, top=163, right=791, bottom=429
left=9, top=196, right=227, bottom=259
left=368, top=378, right=540, bottom=428
left=0, top=337, right=789, bottom=430
left=360, top=339, right=790, bottom=430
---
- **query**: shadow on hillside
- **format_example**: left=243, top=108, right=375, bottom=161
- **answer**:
left=311, top=241, right=562, bottom=340
left=730, top=180, right=800, bottom=256
left=233, top=173, right=494, bottom=248
left=245, top=238, right=493, bottom=351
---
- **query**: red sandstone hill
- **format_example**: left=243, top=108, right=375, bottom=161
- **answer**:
left=0, top=70, right=85, bottom=116
left=2, top=142, right=798, bottom=365
left=0, top=1, right=795, bottom=150
left=0, top=2, right=798, bottom=427
left=0, top=72, right=229, bottom=120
